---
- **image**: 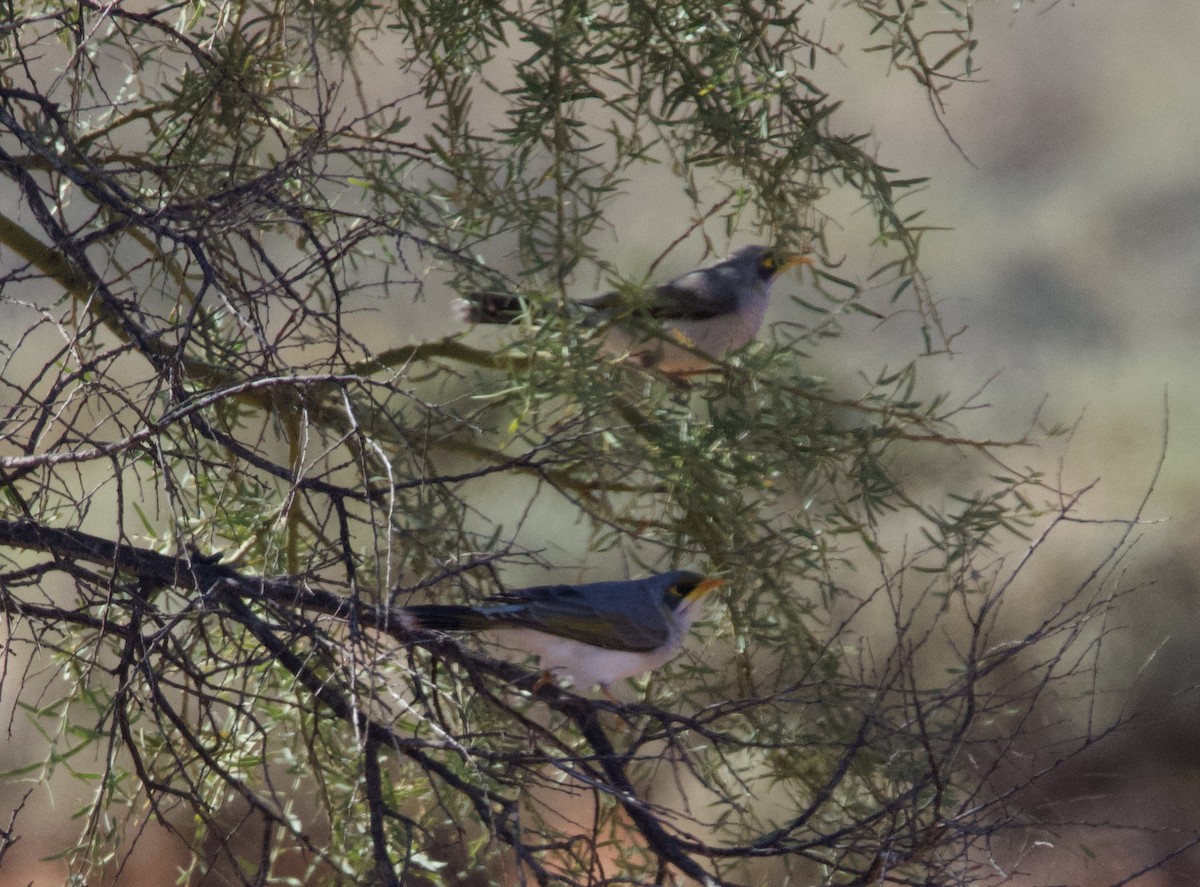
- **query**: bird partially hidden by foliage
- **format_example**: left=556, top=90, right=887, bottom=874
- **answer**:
left=456, top=245, right=811, bottom=374
left=397, top=571, right=727, bottom=695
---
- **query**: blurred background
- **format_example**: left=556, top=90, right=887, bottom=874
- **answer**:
left=4, top=1, right=1200, bottom=883
left=822, top=2, right=1200, bottom=882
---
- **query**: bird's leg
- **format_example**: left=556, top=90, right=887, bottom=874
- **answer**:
left=663, top=372, right=693, bottom=390
left=531, top=669, right=558, bottom=694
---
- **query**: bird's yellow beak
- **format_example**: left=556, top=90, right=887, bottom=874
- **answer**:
left=690, top=577, right=727, bottom=601
left=779, top=254, right=815, bottom=275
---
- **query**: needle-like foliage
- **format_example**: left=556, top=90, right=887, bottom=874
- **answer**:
left=0, top=2, right=1167, bottom=885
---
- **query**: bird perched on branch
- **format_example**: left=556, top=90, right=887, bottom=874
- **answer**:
left=397, top=570, right=727, bottom=694
left=455, top=245, right=811, bottom=374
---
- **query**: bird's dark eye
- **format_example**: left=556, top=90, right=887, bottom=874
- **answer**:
left=760, top=255, right=776, bottom=271
left=668, top=581, right=700, bottom=602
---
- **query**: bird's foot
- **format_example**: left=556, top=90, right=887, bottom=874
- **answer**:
left=531, top=670, right=558, bottom=694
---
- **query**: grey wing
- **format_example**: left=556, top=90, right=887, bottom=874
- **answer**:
left=507, top=583, right=669, bottom=652
left=642, top=270, right=739, bottom=320
left=577, top=273, right=738, bottom=322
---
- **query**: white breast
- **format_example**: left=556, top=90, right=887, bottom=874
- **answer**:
left=492, top=603, right=701, bottom=690
left=599, top=285, right=770, bottom=373
left=501, top=631, right=679, bottom=687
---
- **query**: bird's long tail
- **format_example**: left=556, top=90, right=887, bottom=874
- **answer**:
left=453, top=292, right=526, bottom=324
left=398, top=604, right=495, bottom=632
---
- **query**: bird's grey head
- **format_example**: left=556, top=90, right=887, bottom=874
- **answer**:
left=724, top=244, right=810, bottom=286
left=724, top=245, right=778, bottom=283
left=660, top=570, right=726, bottom=613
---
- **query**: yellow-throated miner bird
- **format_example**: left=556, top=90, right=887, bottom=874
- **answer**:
left=455, top=245, right=811, bottom=374
left=397, top=571, right=727, bottom=694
